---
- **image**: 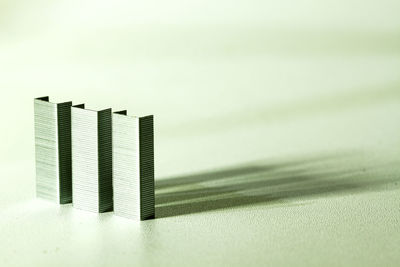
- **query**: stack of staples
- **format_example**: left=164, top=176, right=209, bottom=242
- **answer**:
left=34, top=96, right=72, bottom=204
left=33, top=96, right=156, bottom=220
left=112, top=111, right=155, bottom=220
left=71, top=104, right=113, bottom=213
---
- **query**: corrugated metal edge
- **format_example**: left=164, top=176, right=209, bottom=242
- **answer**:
left=112, top=110, right=155, bottom=220
left=34, top=96, right=73, bottom=204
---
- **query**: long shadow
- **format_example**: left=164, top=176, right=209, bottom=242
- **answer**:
left=155, top=153, right=400, bottom=218
left=156, top=153, right=350, bottom=190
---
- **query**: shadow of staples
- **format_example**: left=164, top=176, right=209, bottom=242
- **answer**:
left=155, top=153, right=400, bottom=218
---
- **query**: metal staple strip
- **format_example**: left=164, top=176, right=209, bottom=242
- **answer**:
left=112, top=111, right=155, bottom=220
left=34, top=96, right=72, bottom=204
left=71, top=104, right=113, bottom=213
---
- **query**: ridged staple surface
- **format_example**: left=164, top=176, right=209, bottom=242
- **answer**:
left=113, top=112, right=155, bottom=220
left=34, top=96, right=72, bottom=204
left=71, top=106, right=113, bottom=213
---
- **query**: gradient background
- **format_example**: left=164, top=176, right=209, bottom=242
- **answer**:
left=0, top=0, right=400, bottom=266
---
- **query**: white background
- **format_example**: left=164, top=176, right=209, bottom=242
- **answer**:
left=0, top=0, right=400, bottom=266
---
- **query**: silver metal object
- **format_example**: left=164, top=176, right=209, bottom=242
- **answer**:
left=112, top=111, right=155, bottom=220
left=71, top=104, right=113, bottom=213
left=34, top=96, right=72, bottom=204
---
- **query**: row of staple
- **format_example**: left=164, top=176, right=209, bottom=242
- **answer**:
left=34, top=96, right=155, bottom=220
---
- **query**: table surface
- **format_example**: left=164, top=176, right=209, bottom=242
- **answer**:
left=0, top=0, right=400, bottom=266
left=1, top=103, right=400, bottom=266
